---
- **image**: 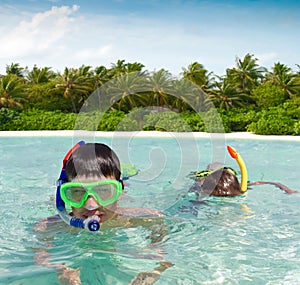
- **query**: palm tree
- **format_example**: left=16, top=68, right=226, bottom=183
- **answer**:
left=108, top=60, right=127, bottom=78
left=77, top=65, right=93, bottom=77
left=108, top=60, right=145, bottom=78
left=208, top=76, right=250, bottom=111
left=182, top=62, right=213, bottom=90
left=146, top=69, right=173, bottom=108
left=170, top=78, right=205, bottom=112
left=25, top=65, right=55, bottom=104
left=125, top=62, right=145, bottom=75
left=226, top=53, right=266, bottom=95
left=93, top=65, right=110, bottom=88
left=106, top=72, right=147, bottom=111
left=6, top=63, right=25, bottom=77
left=26, top=65, right=54, bottom=84
left=0, top=74, right=25, bottom=108
left=54, top=67, right=94, bottom=113
left=266, top=62, right=300, bottom=98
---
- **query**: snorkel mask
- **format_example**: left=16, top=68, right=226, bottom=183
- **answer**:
left=56, top=141, right=102, bottom=231
left=60, top=180, right=123, bottom=208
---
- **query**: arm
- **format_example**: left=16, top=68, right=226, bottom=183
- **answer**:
left=247, top=181, right=298, bottom=194
left=129, top=261, right=173, bottom=285
left=117, top=207, right=168, bottom=244
left=33, top=216, right=82, bottom=285
left=124, top=209, right=173, bottom=285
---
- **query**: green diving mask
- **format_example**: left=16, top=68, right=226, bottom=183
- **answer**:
left=60, top=179, right=123, bottom=208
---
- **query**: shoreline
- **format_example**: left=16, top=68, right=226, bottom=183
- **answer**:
left=1, top=130, right=300, bottom=141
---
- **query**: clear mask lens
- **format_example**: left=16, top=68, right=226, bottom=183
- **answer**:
left=93, top=184, right=116, bottom=201
left=66, top=186, right=86, bottom=203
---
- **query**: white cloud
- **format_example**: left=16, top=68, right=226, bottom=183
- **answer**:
left=0, top=3, right=299, bottom=75
left=0, top=5, right=79, bottom=58
left=0, top=4, right=215, bottom=74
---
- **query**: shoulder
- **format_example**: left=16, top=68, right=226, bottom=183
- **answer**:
left=34, top=214, right=63, bottom=232
left=116, top=207, right=164, bottom=218
left=116, top=207, right=166, bottom=228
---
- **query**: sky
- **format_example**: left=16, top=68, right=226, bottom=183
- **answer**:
left=0, top=0, right=299, bottom=76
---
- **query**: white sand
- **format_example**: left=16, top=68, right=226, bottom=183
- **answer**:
left=0, top=130, right=300, bottom=141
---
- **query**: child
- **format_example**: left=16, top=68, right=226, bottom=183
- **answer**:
left=190, top=146, right=298, bottom=198
left=34, top=141, right=172, bottom=285
left=191, top=166, right=243, bottom=197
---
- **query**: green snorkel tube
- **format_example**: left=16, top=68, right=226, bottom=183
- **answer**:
left=227, top=145, right=248, bottom=193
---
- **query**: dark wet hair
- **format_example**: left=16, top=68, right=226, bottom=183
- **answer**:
left=65, top=143, right=121, bottom=181
left=200, top=168, right=243, bottom=196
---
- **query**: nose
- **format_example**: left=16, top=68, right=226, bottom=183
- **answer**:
left=84, top=196, right=99, bottom=209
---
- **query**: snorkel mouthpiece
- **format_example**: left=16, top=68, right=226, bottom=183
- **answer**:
left=56, top=183, right=101, bottom=231
left=87, top=219, right=101, bottom=231
left=69, top=216, right=100, bottom=231
left=227, top=145, right=248, bottom=192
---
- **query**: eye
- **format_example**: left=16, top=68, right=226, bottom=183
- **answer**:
left=93, top=184, right=116, bottom=200
left=67, top=187, right=86, bottom=202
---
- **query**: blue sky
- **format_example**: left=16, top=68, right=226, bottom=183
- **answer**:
left=0, top=0, right=299, bottom=76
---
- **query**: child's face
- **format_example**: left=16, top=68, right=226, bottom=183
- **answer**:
left=70, top=176, right=118, bottom=223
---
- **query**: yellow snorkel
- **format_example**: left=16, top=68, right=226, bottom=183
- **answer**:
left=227, top=146, right=248, bottom=193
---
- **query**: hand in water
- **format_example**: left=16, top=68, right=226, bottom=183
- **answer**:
left=129, top=271, right=160, bottom=285
left=129, top=261, right=173, bottom=285
left=57, top=265, right=82, bottom=285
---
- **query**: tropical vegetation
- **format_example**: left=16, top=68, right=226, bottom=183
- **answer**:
left=1, top=54, right=300, bottom=135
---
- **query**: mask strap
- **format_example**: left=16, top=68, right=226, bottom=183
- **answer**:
left=56, top=140, right=85, bottom=211
left=196, top=170, right=212, bottom=178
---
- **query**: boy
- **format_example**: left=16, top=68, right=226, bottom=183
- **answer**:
left=34, top=141, right=172, bottom=285
left=191, top=166, right=243, bottom=197
left=190, top=146, right=297, bottom=199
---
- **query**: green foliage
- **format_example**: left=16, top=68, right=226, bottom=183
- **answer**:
left=3, top=109, right=76, bottom=130
left=143, top=112, right=192, bottom=132
left=282, top=100, right=300, bottom=120
left=1, top=57, right=300, bottom=135
left=180, top=111, right=206, bottom=131
left=116, top=116, right=139, bottom=131
left=26, top=82, right=74, bottom=112
left=247, top=108, right=295, bottom=135
left=74, top=111, right=102, bottom=131
left=252, top=82, right=286, bottom=108
left=124, top=108, right=153, bottom=130
left=0, top=108, right=21, bottom=130
left=0, top=74, right=26, bottom=108
left=1, top=106, right=300, bottom=135
left=97, top=110, right=126, bottom=131
left=141, top=110, right=231, bottom=132
left=201, top=109, right=231, bottom=133
left=223, top=108, right=258, bottom=132
left=75, top=110, right=138, bottom=131
left=294, top=121, right=300, bottom=135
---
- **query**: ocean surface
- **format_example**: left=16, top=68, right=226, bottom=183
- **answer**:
left=0, top=135, right=299, bottom=284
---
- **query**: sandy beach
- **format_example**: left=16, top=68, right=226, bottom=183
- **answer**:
left=0, top=130, right=300, bottom=141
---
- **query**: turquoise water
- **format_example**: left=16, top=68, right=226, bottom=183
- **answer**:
left=0, top=135, right=300, bottom=284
